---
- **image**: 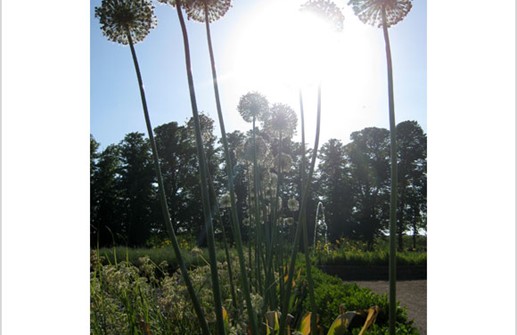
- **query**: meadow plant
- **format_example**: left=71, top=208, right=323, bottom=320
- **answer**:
left=92, top=251, right=419, bottom=334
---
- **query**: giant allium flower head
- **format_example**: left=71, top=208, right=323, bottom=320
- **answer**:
left=287, top=197, right=300, bottom=212
left=184, top=0, right=232, bottom=23
left=237, top=92, right=270, bottom=123
left=156, top=0, right=186, bottom=8
left=243, top=136, right=271, bottom=165
left=301, top=0, right=345, bottom=32
left=265, top=103, right=298, bottom=139
left=219, top=192, right=232, bottom=209
left=348, top=0, right=412, bottom=28
left=95, top=0, right=157, bottom=45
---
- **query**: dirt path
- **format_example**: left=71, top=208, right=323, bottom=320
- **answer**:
left=345, top=280, right=427, bottom=335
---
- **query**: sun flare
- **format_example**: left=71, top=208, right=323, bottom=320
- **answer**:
left=226, top=0, right=384, bottom=143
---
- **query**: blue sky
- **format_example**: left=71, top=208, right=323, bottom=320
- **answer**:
left=90, top=0, right=427, bottom=149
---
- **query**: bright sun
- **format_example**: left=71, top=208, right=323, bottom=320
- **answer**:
left=226, top=0, right=384, bottom=143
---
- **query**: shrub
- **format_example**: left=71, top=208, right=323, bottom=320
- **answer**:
left=298, top=266, right=418, bottom=333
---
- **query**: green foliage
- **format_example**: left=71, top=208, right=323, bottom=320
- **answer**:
left=91, top=251, right=419, bottom=335
left=313, top=238, right=426, bottom=266
left=298, top=267, right=417, bottom=334
left=351, top=323, right=419, bottom=335
left=90, top=254, right=167, bottom=335
left=91, top=120, right=427, bottom=250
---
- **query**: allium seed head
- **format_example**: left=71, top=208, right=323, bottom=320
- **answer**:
left=95, top=0, right=157, bottom=45
left=287, top=197, right=300, bottom=212
left=301, top=0, right=345, bottom=32
left=348, top=0, right=412, bottom=28
left=184, top=0, right=232, bottom=23
left=237, top=92, right=270, bottom=123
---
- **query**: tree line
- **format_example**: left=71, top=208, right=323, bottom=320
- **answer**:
left=91, top=115, right=426, bottom=250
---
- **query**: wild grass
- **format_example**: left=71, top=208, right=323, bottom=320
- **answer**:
left=95, top=245, right=233, bottom=273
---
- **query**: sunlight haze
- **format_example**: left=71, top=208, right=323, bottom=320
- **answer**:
left=90, top=0, right=426, bottom=148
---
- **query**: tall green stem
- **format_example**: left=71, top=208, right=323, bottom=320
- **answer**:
left=303, top=85, right=321, bottom=335
left=299, top=89, right=307, bottom=189
left=382, top=8, right=398, bottom=335
left=203, top=7, right=259, bottom=333
left=175, top=4, right=226, bottom=335
left=280, top=86, right=320, bottom=334
left=125, top=29, right=211, bottom=335
left=251, top=116, right=264, bottom=299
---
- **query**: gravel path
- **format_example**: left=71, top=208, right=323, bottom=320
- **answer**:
left=345, top=280, right=427, bottom=335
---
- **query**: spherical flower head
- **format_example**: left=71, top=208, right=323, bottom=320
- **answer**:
left=270, top=172, right=278, bottom=185
left=243, top=135, right=271, bottom=165
left=219, top=192, right=232, bottom=209
left=95, top=0, right=157, bottom=45
left=284, top=217, right=295, bottom=226
left=191, top=246, right=204, bottom=256
left=157, top=0, right=179, bottom=7
left=184, top=0, right=232, bottom=23
left=301, top=0, right=345, bottom=32
left=237, top=92, right=270, bottom=123
left=287, top=197, right=300, bottom=212
left=347, top=0, right=412, bottom=28
left=265, top=103, right=298, bottom=139
left=278, top=153, right=294, bottom=172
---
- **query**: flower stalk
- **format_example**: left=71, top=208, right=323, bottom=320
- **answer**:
left=174, top=2, right=226, bottom=334
left=347, top=1, right=412, bottom=333
left=381, top=8, right=398, bottom=334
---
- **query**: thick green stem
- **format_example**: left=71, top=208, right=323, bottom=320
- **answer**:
left=222, top=216, right=239, bottom=311
left=203, top=7, right=259, bottom=333
left=304, top=85, right=321, bottom=335
left=280, top=87, right=320, bottom=334
left=125, top=29, right=211, bottom=335
left=299, top=89, right=307, bottom=186
left=382, top=9, right=398, bottom=335
left=175, top=4, right=225, bottom=335
left=251, top=116, right=264, bottom=299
